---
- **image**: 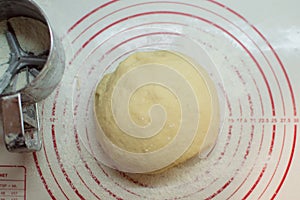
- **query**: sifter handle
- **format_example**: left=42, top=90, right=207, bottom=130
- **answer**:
left=0, top=93, right=41, bottom=152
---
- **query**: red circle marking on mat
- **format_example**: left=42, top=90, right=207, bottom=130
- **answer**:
left=34, top=1, right=297, bottom=199
left=78, top=29, right=248, bottom=190
left=70, top=11, right=276, bottom=198
left=74, top=31, right=264, bottom=198
left=70, top=0, right=286, bottom=117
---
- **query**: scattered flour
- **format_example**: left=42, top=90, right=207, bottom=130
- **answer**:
left=0, top=17, right=50, bottom=92
left=0, top=21, right=9, bottom=79
left=8, top=17, right=50, bottom=54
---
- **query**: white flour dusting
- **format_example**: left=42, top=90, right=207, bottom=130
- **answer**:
left=0, top=17, right=50, bottom=92
left=0, top=21, right=9, bottom=79
left=8, top=17, right=50, bottom=54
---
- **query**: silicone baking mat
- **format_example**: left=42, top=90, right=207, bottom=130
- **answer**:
left=0, top=0, right=299, bottom=199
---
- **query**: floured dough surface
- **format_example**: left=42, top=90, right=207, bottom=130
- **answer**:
left=94, top=50, right=220, bottom=173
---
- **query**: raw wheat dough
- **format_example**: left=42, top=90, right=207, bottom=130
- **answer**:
left=94, top=50, right=220, bottom=173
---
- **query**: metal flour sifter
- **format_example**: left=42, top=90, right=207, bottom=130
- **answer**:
left=0, top=0, right=65, bottom=152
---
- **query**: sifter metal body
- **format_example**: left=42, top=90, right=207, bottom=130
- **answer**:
left=0, top=0, right=65, bottom=152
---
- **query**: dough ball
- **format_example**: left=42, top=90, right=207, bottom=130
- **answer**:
left=94, top=50, right=220, bottom=173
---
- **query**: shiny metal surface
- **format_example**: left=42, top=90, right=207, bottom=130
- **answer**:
left=0, top=94, right=41, bottom=152
left=0, top=0, right=65, bottom=103
left=0, top=0, right=65, bottom=152
left=0, top=21, right=48, bottom=94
